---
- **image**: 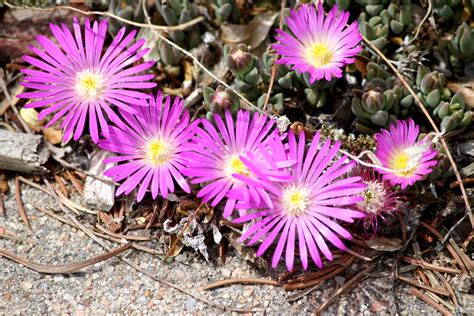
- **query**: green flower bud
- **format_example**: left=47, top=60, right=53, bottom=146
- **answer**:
left=416, top=65, right=430, bottom=87
left=209, top=86, right=237, bottom=114
left=426, top=90, right=441, bottom=108
left=226, top=44, right=254, bottom=77
left=420, top=72, right=444, bottom=94
left=370, top=110, right=389, bottom=126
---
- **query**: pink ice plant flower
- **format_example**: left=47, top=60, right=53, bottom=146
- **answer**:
left=232, top=131, right=366, bottom=271
left=273, top=2, right=362, bottom=83
left=98, top=91, right=193, bottom=202
left=18, top=17, right=157, bottom=143
left=182, top=110, right=281, bottom=218
left=355, top=168, right=399, bottom=236
left=375, top=119, right=438, bottom=190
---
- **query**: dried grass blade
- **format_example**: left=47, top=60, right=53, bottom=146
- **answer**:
left=0, top=243, right=131, bottom=274
left=14, top=176, right=32, bottom=231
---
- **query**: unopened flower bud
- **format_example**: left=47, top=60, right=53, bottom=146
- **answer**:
left=209, top=86, right=236, bottom=114
left=362, top=90, right=384, bottom=113
left=420, top=72, right=444, bottom=94
left=226, top=44, right=254, bottom=76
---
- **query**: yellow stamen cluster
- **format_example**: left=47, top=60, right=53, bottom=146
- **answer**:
left=75, top=69, right=105, bottom=101
left=281, top=185, right=312, bottom=216
left=391, top=147, right=422, bottom=177
left=225, top=155, right=250, bottom=177
left=146, top=139, right=172, bottom=166
left=307, top=43, right=333, bottom=67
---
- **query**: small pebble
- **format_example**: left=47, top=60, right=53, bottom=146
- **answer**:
left=20, top=281, right=33, bottom=290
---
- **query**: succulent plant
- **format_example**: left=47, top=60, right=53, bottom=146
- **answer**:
left=352, top=63, right=412, bottom=130
left=224, top=44, right=262, bottom=101
left=155, top=0, right=202, bottom=49
left=447, top=23, right=474, bottom=70
left=261, top=51, right=335, bottom=108
left=432, top=0, right=463, bottom=27
left=214, top=0, right=241, bottom=23
left=357, top=0, right=413, bottom=51
left=415, top=66, right=472, bottom=133
left=352, top=63, right=472, bottom=133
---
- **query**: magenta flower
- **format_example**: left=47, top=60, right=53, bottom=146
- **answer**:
left=18, top=17, right=157, bottom=143
left=98, top=91, right=193, bottom=202
left=232, top=131, right=366, bottom=271
left=182, top=110, right=278, bottom=218
left=354, top=168, right=399, bottom=236
left=273, top=2, right=362, bottom=82
left=375, top=119, right=438, bottom=189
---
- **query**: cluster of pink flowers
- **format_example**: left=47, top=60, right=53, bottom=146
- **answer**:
left=18, top=3, right=438, bottom=271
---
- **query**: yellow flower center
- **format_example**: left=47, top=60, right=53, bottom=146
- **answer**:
left=393, top=152, right=409, bottom=170
left=75, top=69, right=105, bottom=101
left=146, top=139, right=172, bottom=166
left=281, top=185, right=311, bottom=216
left=308, top=43, right=333, bottom=67
left=225, top=155, right=250, bottom=177
left=390, top=146, right=423, bottom=177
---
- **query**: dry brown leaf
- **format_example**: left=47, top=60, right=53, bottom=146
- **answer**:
left=220, top=11, right=278, bottom=49
left=365, top=236, right=402, bottom=252
left=20, top=107, right=43, bottom=130
left=166, top=235, right=184, bottom=257
left=447, top=82, right=474, bottom=109
left=43, top=127, right=63, bottom=145
left=354, top=55, right=370, bottom=76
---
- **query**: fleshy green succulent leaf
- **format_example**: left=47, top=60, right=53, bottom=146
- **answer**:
left=370, top=110, right=389, bottom=126
left=426, top=90, right=441, bottom=108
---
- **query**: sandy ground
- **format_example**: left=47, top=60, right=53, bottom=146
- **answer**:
left=1, top=180, right=472, bottom=315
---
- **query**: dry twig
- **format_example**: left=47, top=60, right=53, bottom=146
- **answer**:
left=14, top=176, right=32, bottom=231
left=0, top=243, right=132, bottom=274
left=262, top=0, right=287, bottom=111
left=203, top=278, right=280, bottom=291
left=315, top=265, right=376, bottom=315
left=409, top=288, right=453, bottom=315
